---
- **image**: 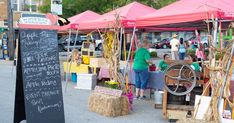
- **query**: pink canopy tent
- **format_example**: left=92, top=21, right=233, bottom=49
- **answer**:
left=136, top=0, right=234, bottom=28
left=59, top=10, right=101, bottom=31
left=72, top=1, right=156, bottom=30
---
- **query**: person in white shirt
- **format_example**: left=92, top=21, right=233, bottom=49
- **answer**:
left=170, top=34, right=180, bottom=60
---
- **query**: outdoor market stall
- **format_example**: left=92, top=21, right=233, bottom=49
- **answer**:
left=64, top=1, right=157, bottom=86
left=61, top=1, right=160, bottom=117
left=134, top=0, right=234, bottom=122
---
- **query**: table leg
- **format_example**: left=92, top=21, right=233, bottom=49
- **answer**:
left=150, top=89, right=152, bottom=99
left=94, top=67, right=96, bottom=74
left=64, top=72, right=66, bottom=81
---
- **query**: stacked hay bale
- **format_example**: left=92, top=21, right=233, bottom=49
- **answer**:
left=88, top=92, right=129, bottom=117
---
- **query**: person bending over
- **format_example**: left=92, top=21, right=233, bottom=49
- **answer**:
left=133, top=40, right=152, bottom=100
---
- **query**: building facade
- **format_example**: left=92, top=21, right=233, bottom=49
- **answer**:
left=0, top=0, right=43, bottom=59
left=12, top=0, right=43, bottom=12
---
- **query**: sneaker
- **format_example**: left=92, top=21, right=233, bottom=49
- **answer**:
left=139, top=96, right=147, bottom=100
left=134, top=96, right=140, bottom=100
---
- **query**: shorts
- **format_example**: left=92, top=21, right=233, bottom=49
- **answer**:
left=134, top=68, right=149, bottom=89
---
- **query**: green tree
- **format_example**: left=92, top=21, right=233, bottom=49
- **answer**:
left=38, top=0, right=176, bottom=18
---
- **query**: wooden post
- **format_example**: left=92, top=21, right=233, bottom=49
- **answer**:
left=162, top=89, right=168, bottom=118
left=7, top=0, right=15, bottom=60
left=232, top=97, right=234, bottom=119
left=203, top=81, right=210, bottom=96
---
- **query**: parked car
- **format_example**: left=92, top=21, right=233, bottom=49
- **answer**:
left=91, top=33, right=103, bottom=51
left=58, top=35, right=87, bottom=51
left=201, top=36, right=209, bottom=48
left=188, top=36, right=209, bottom=48
left=58, top=34, right=103, bottom=52
left=152, top=38, right=171, bottom=49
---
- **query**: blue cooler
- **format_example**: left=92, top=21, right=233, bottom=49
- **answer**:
left=71, top=73, right=77, bottom=83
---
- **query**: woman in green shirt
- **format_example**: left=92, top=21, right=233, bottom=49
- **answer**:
left=133, top=40, right=152, bottom=100
left=158, top=54, right=201, bottom=72
left=158, top=54, right=170, bottom=72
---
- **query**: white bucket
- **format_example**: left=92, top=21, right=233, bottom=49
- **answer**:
left=154, top=91, right=163, bottom=104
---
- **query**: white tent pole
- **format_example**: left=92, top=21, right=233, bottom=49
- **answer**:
left=73, top=28, right=79, bottom=49
left=123, top=26, right=136, bottom=80
left=218, top=42, right=234, bottom=109
left=134, top=34, right=139, bottom=50
left=65, top=29, right=72, bottom=93
left=213, top=18, right=219, bottom=47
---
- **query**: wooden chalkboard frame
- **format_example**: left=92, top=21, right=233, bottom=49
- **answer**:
left=14, top=29, right=65, bottom=123
left=14, top=40, right=26, bottom=123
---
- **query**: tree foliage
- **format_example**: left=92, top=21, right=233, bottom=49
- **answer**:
left=38, top=0, right=176, bottom=18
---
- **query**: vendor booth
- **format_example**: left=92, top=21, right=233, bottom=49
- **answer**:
left=135, top=0, right=234, bottom=122
left=63, top=1, right=157, bottom=88
left=61, top=1, right=159, bottom=117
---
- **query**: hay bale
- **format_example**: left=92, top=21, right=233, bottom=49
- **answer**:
left=88, top=92, right=129, bottom=117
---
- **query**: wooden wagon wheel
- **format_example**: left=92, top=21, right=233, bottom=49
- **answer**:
left=164, top=62, right=196, bottom=96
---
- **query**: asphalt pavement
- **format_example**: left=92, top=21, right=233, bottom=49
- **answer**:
left=0, top=60, right=168, bottom=123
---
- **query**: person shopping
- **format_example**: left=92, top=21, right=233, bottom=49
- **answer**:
left=133, top=40, right=152, bottom=100
left=178, top=38, right=186, bottom=60
left=170, top=34, right=180, bottom=60
left=195, top=44, right=205, bottom=67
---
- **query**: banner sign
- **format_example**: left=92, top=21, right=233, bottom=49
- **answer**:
left=19, top=13, right=51, bottom=25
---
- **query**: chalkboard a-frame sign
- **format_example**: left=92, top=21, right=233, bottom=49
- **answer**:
left=14, top=29, right=65, bottom=123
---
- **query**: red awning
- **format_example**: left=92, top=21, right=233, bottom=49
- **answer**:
left=73, top=1, right=156, bottom=30
left=59, top=10, right=101, bottom=31
left=136, top=0, right=234, bottom=28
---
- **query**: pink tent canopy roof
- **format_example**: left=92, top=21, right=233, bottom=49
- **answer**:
left=73, top=1, right=156, bottom=30
left=59, top=10, right=101, bottom=31
left=136, top=0, right=234, bottom=27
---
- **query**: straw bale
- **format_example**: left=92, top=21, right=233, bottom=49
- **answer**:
left=88, top=92, right=129, bottom=117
